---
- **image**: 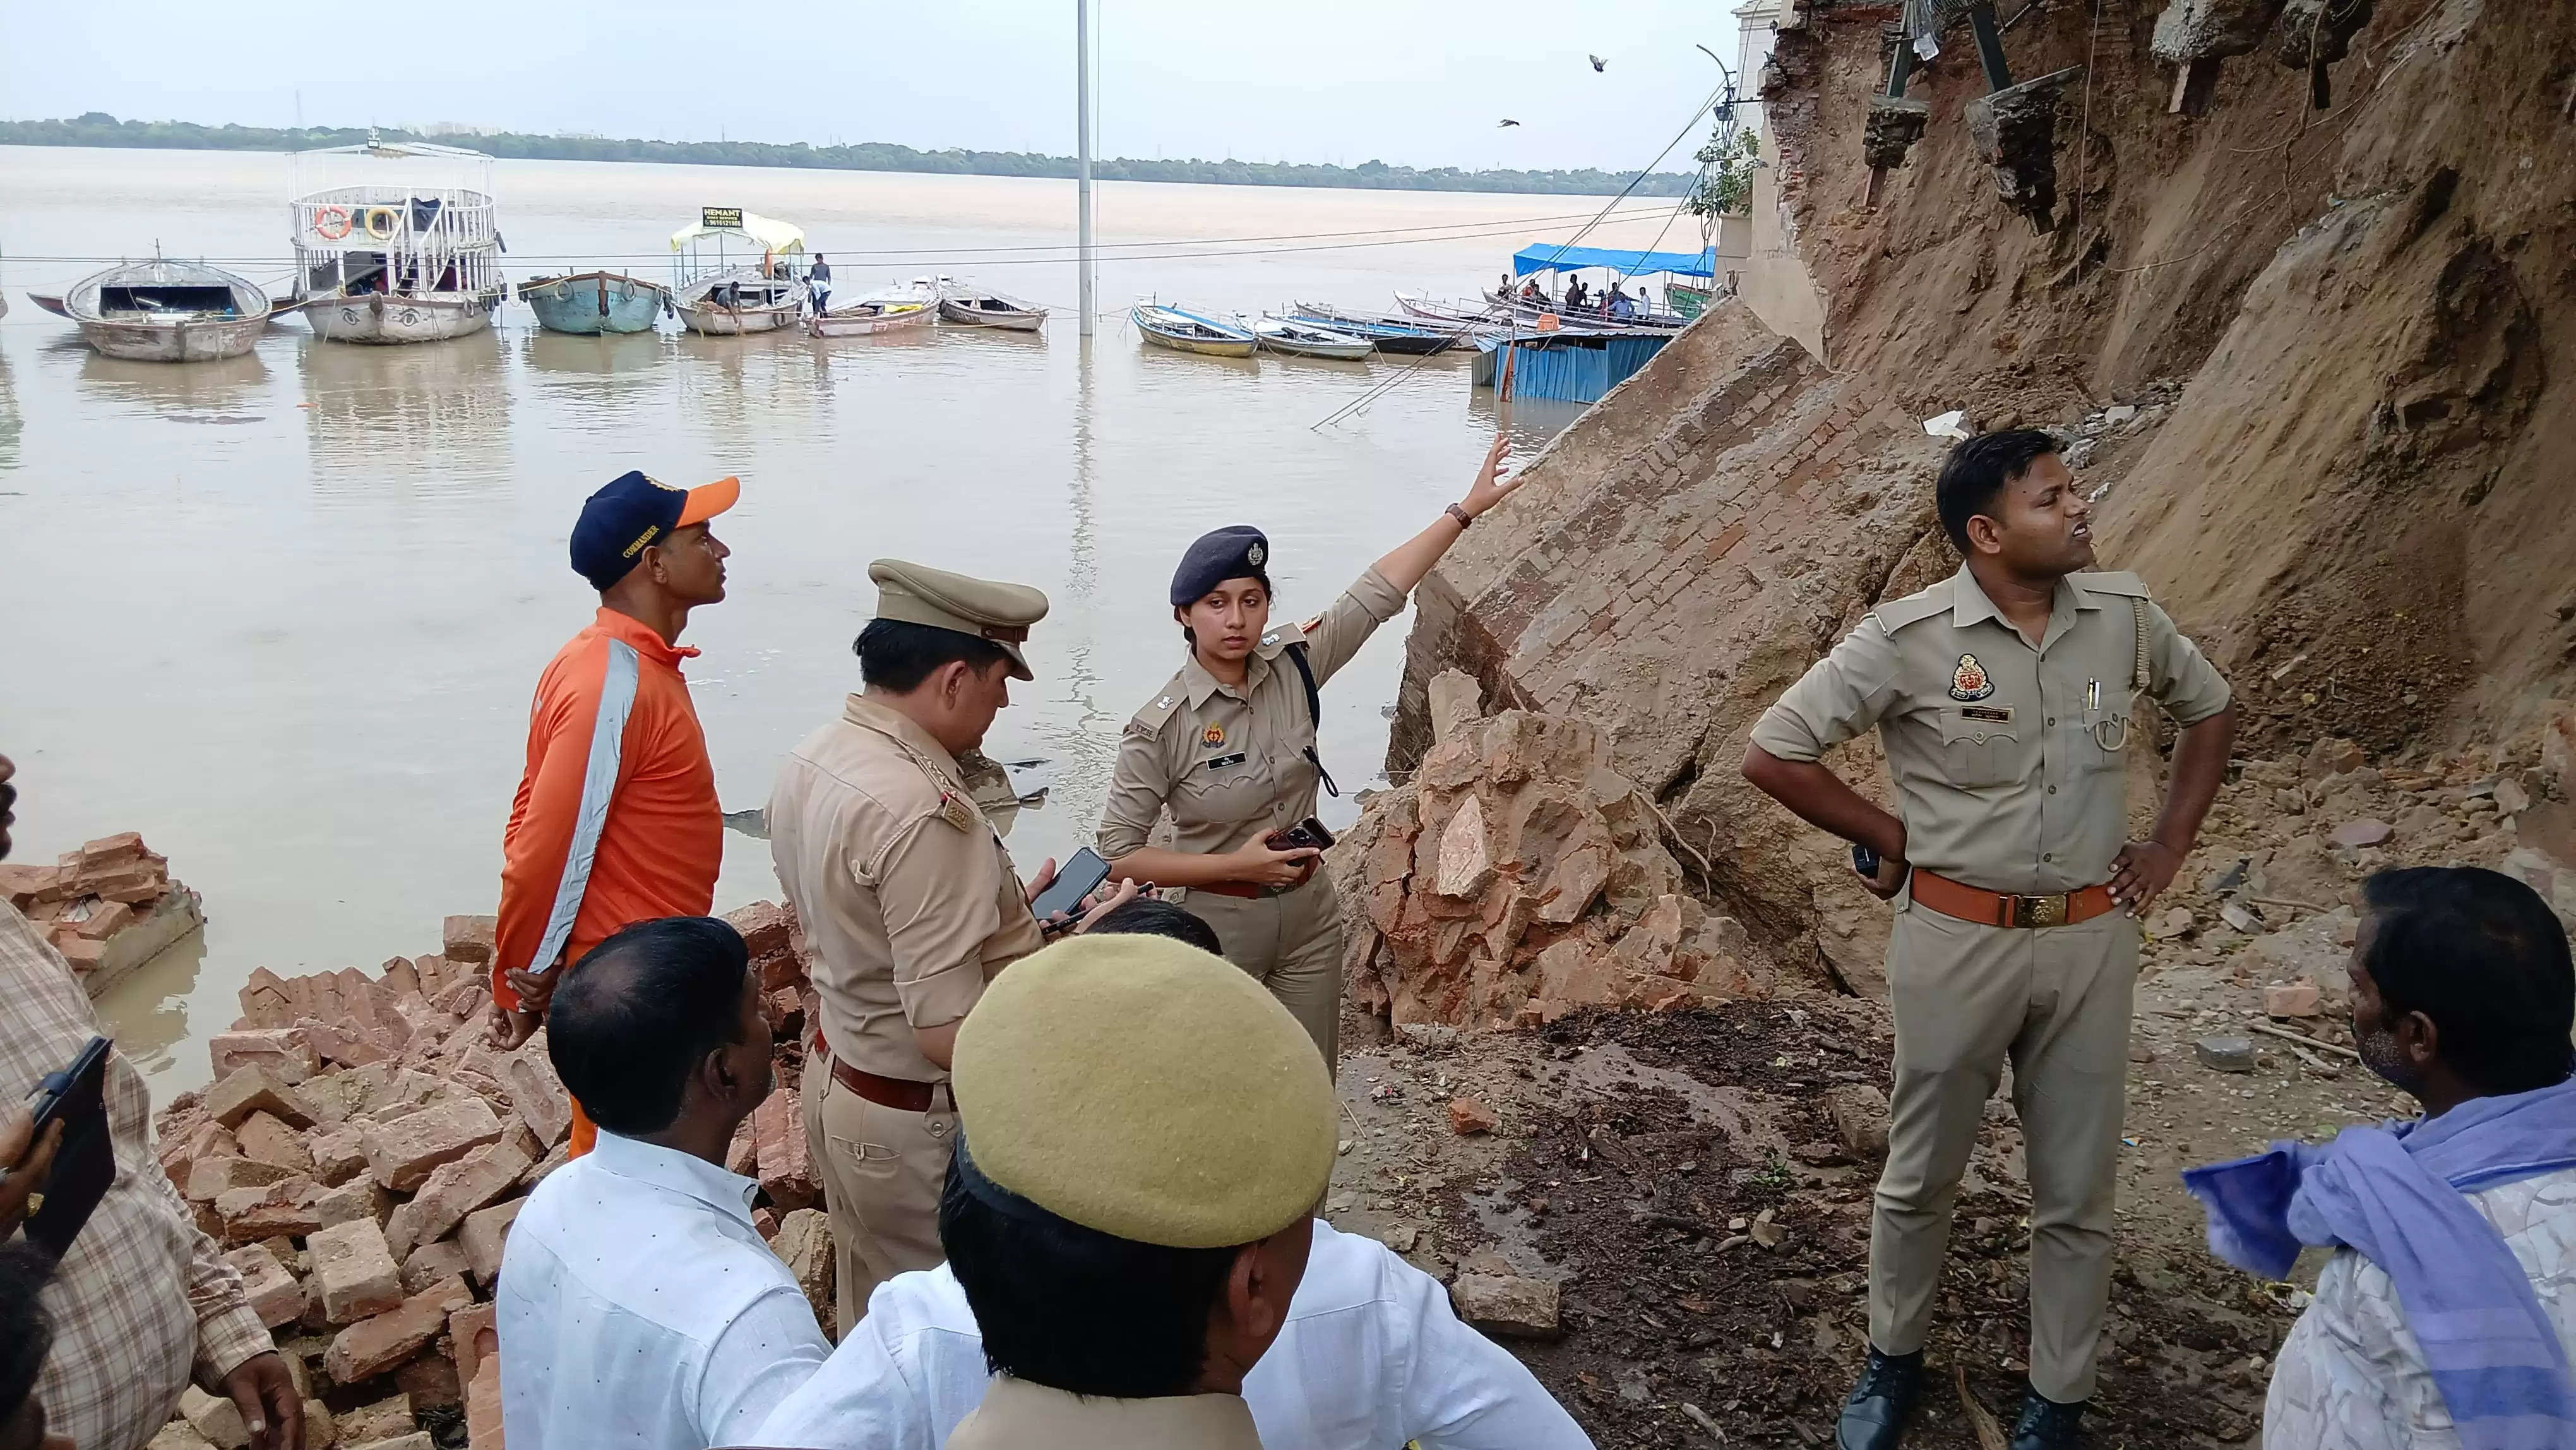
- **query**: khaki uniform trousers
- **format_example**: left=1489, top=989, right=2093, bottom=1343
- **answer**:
left=1868, top=901, right=2137, bottom=1404
left=801, top=1060, right=955, bottom=1336
left=1184, top=872, right=1343, bottom=1075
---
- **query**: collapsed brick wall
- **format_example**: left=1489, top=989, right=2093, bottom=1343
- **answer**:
left=148, top=901, right=830, bottom=1450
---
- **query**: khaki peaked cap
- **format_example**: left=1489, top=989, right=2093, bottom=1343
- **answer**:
left=869, top=558, right=1051, bottom=681
left=950, top=933, right=1337, bottom=1249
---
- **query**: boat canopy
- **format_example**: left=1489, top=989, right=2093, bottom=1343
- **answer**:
left=669, top=210, right=806, bottom=255
left=1511, top=244, right=1718, bottom=279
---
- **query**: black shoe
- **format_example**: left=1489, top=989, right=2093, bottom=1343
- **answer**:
left=1834, top=1348, right=1926, bottom=1450
left=2007, top=1391, right=2086, bottom=1450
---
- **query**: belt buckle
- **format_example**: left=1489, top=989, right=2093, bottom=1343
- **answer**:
left=2009, top=893, right=2068, bottom=928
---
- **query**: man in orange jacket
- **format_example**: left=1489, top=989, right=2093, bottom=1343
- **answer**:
left=489, top=469, right=739, bottom=1158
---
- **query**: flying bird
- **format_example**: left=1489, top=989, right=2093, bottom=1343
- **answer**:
left=1498, top=118, right=1521, bottom=128
left=1589, top=54, right=1607, bottom=71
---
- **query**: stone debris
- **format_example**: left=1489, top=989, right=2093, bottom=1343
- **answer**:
left=2262, top=981, right=2323, bottom=1019
left=1862, top=95, right=1931, bottom=171
left=1450, top=1273, right=1564, bottom=1340
left=144, top=901, right=819, bottom=1449
left=2195, top=1036, right=2259, bottom=1072
left=1965, top=67, right=2082, bottom=230
left=1335, top=687, right=1773, bottom=1033
left=1824, top=1082, right=1890, bottom=1161
left=0, top=830, right=205, bottom=997
left=1448, top=1096, right=1501, bottom=1135
left=2150, top=0, right=2287, bottom=62
left=2327, top=818, right=2394, bottom=849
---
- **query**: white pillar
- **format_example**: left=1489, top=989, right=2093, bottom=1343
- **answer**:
left=1076, top=0, right=1096, bottom=337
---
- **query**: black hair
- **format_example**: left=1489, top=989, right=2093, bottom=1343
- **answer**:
left=1174, top=571, right=1273, bottom=649
left=1933, top=429, right=2061, bottom=552
left=939, top=1144, right=1239, bottom=1398
left=2360, top=866, right=2575, bottom=1096
left=0, top=1242, right=54, bottom=1438
left=855, top=618, right=1013, bottom=693
left=547, top=916, right=751, bottom=1136
left=1086, top=897, right=1225, bottom=957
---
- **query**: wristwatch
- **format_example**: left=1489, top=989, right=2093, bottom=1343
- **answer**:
left=1445, top=503, right=1474, bottom=529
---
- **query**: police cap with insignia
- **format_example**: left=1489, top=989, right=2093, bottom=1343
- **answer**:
left=869, top=558, right=1051, bottom=681
left=950, top=933, right=1335, bottom=1249
left=1169, top=524, right=1272, bottom=608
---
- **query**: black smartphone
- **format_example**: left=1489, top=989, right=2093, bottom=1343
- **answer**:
left=23, top=1034, right=115, bottom=1257
left=1030, top=848, right=1114, bottom=925
left=1852, top=844, right=1880, bottom=878
left=1265, top=817, right=1337, bottom=853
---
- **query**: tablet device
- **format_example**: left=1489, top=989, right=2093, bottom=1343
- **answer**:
left=23, top=1034, right=115, bottom=1257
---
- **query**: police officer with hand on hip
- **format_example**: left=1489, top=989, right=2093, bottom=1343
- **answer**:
left=1098, top=434, right=1522, bottom=1072
left=1741, top=431, right=2236, bottom=1450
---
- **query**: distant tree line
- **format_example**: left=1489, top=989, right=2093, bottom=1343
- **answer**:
left=1, top=113, right=1694, bottom=197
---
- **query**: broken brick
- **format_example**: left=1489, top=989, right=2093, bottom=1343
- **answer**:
left=362, top=1096, right=503, bottom=1192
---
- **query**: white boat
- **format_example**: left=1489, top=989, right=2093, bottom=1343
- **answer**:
left=1131, top=304, right=1257, bottom=358
left=289, top=136, right=504, bottom=345
left=811, top=277, right=939, bottom=337
left=671, top=208, right=810, bottom=335
left=61, top=258, right=272, bottom=362
left=938, top=284, right=1048, bottom=331
left=1249, top=315, right=1374, bottom=361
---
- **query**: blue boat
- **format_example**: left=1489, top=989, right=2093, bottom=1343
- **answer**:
left=518, top=271, right=671, bottom=335
left=1287, top=302, right=1472, bottom=355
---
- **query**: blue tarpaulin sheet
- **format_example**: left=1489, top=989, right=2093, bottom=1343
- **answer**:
left=1512, top=244, right=1717, bottom=279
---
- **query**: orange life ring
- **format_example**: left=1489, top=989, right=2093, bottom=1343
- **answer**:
left=314, top=205, right=352, bottom=240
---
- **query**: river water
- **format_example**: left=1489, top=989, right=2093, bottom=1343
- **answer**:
left=0, top=146, right=1686, bottom=1090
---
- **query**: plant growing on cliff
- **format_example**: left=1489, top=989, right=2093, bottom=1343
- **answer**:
left=1688, top=124, right=1760, bottom=219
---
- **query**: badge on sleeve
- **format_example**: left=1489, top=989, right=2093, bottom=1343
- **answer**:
left=1201, top=724, right=1227, bottom=748
left=937, top=792, right=977, bottom=832
left=1950, top=653, right=1995, bottom=702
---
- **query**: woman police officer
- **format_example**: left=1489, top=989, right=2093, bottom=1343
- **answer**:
left=1097, top=434, right=1520, bottom=1070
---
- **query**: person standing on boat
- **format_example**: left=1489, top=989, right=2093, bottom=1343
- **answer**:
left=809, top=255, right=832, bottom=316
left=1095, top=434, right=1522, bottom=1073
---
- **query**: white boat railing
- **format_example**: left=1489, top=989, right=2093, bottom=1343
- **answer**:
left=291, top=187, right=501, bottom=303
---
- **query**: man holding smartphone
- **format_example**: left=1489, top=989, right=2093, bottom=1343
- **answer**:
left=770, top=560, right=1123, bottom=1334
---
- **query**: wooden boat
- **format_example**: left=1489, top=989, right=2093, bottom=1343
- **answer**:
left=671, top=209, right=811, bottom=335
left=520, top=271, right=670, bottom=335
left=810, top=293, right=937, bottom=337
left=1131, top=304, right=1256, bottom=357
left=1250, top=315, right=1374, bottom=361
left=27, top=293, right=67, bottom=318
left=1394, top=291, right=1506, bottom=328
left=290, top=138, right=506, bottom=345
left=61, top=258, right=271, bottom=363
left=1289, top=303, right=1470, bottom=354
left=939, top=285, right=1047, bottom=331
left=1665, top=281, right=1714, bottom=320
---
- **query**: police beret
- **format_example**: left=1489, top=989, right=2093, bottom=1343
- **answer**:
left=950, top=933, right=1336, bottom=1249
left=869, top=558, right=1050, bottom=681
left=1169, top=525, right=1271, bottom=608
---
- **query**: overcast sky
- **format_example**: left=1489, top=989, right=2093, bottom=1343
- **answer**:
left=1, top=0, right=1769, bottom=172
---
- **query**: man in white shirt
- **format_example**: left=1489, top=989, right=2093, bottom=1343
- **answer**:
left=499, top=916, right=831, bottom=1450
left=741, top=1217, right=1592, bottom=1450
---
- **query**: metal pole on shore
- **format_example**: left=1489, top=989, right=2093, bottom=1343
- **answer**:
left=1076, top=0, right=1095, bottom=337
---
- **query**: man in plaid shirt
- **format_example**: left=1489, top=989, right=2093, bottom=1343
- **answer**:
left=0, top=752, right=302, bottom=1450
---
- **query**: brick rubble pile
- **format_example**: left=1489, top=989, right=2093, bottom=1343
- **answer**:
left=144, top=901, right=830, bottom=1450
left=1, top=831, right=204, bottom=996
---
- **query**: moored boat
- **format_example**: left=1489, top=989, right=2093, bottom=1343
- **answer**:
left=811, top=294, right=936, bottom=337
left=1131, top=304, right=1256, bottom=357
left=27, top=294, right=67, bottom=318
left=520, top=271, right=671, bottom=335
left=61, top=258, right=272, bottom=363
left=671, top=208, right=810, bottom=335
left=1393, top=291, right=1506, bottom=328
left=1288, top=303, right=1472, bottom=354
left=1249, top=315, right=1374, bottom=361
left=290, top=136, right=506, bottom=345
left=938, top=284, right=1047, bottom=331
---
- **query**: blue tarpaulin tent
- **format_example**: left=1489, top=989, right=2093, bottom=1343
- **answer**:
left=1511, top=244, right=1717, bottom=279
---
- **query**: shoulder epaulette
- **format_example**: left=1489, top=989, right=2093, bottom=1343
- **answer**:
left=1869, top=577, right=1957, bottom=632
left=2070, top=569, right=2151, bottom=600
left=1254, top=620, right=1309, bottom=661
left=1128, top=674, right=1190, bottom=736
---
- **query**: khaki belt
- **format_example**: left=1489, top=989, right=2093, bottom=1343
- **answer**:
left=810, top=1030, right=941, bottom=1113
left=1911, top=868, right=2118, bottom=929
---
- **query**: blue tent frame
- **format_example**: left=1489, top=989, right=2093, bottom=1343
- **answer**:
left=1511, top=244, right=1717, bottom=280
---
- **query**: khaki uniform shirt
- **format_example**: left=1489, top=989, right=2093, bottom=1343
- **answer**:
left=770, top=695, right=1046, bottom=1081
left=1748, top=565, right=2231, bottom=896
left=1099, top=565, right=1408, bottom=860
left=944, top=1376, right=1265, bottom=1450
